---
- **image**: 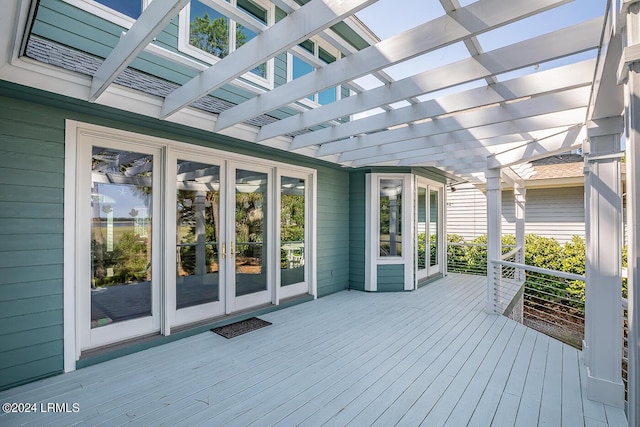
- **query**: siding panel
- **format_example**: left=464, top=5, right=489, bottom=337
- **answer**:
left=446, top=184, right=585, bottom=245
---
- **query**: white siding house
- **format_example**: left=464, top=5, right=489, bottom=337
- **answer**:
left=447, top=155, right=590, bottom=244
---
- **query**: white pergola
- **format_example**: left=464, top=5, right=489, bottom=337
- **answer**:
left=0, top=0, right=638, bottom=424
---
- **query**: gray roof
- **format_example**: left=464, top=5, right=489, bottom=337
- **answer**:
left=25, top=35, right=279, bottom=128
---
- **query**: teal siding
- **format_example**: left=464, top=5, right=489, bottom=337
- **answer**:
left=0, top=82, right=356, bottom=389
left=316, top=167, right=350, bottom=296
left=349, top=171, right=366, bottom=291
left=377, top=264, right=405, bottom=292
left=0, top=95, right=65, bottom=391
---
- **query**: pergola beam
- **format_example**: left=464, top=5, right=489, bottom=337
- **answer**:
left=89, top=0, right=190, bottom=102
left=319, top=87, right=590, bottom=158
left=487, top=125, right=586, bottom=169
left=348, top=108, right=586, bottom=166
left=161, top=0, right=378, bottom=119
left=215, top=0, right=574, bottom=132
left=262, top=57, right=593, bottom=145
left=286, top=19, right=601, bottom=150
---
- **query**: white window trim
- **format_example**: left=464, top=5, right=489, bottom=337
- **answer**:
left=64, top=120, right=317, bottom=371
left=62, top=0, right=274, bottom=90
left=286, top=37, right=342, bottom=108
left=415, top=176, right=446, bottom=287
left=276, top=168, right=315, bottom=301
left=365, top=173, right=413, bottom=292
left=62, top=0, right=151, bottom=29
left=178, top=0, right=275, bottom=90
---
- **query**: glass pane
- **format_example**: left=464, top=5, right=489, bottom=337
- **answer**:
left=417, top=187, right=427, bottom=270
left=235, top=169, right=268, bottom=296
left=190, top=0, right=230, bottom=58
left=379, top=178, right=402, bottom=257
left=236, top=25, right=267, bottom=78
left=430, top=189, right=439, bottom=267
left=318, top=87, right=336, bottom=105
left=95, top=0, right=142, bottom=18
left=281, top=176, right=305, bottom=286
left=90, top=147, right=153, bottom=328
left=176, top=160, right=221, bottom=309
left=237, top=0, right=267, bottom=24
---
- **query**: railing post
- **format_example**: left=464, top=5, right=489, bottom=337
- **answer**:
left=514, top=183, right=526, bottom=284
left=583, top=119, right=624, bottom=408
left=486, top=168, right=502, bottom=314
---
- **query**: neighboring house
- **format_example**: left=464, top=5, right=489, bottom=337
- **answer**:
left=447, top=154, right=626, bottom=245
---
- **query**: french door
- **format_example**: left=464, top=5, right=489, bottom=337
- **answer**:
left=73, top=124, right=313, bottom=353
left=171, top=158, right=273, bottom=323
left=79, top=139, right=162, bottom=350
left=416, top=178, right=443, bottom=283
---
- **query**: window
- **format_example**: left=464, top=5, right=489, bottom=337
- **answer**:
left=180, top=0, right=274, bottom=86
left=94, top=0, right=143, bottom=18
left=288, top=39, right=340, bottom=106
left=379, top=178, right=403, bottom=257
left=66, top=122, right=316, bottom=362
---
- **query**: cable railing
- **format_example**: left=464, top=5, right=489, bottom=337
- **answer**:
left=491, top=259, right=586, bottom=349
left=446, top=242, right=515, bottom=276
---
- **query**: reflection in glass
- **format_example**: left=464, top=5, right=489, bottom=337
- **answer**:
left=176, top=160, right=220, bottom=309
left=189, top=1, right=230, bottom=58
left=430, top=189, right=439, bottom=267
left=235, top=169, right=268, bottom=296
left=90, top=147, right=153, bottom=328
left=380, top=179, right=403, bottom=257
left=417, top=187, right=427, bottom=270
left=281, top=176, right=305, bottom=286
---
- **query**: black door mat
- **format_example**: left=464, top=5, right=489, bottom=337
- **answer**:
left=211, top=317, right=272, bottom=339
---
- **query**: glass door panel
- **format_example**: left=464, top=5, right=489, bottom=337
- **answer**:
left=429, top=189, right=440, bottom=269
left=280, top=176, right=305, bottom=287
left=176, top=160, right=221, bottom=310
left=87, top=145, right=160, bottom=348
left=417, top=186, right=427, bottom=272
left=232, top=167, right=270, bottom=308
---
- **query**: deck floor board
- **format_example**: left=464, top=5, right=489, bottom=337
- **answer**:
left=0, top=273, right=627, bottom=426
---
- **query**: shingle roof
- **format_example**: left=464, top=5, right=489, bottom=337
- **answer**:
left=25, top=36, right=279, bottom=128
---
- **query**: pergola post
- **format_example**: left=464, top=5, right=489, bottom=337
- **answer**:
left=624, top=3, right=640, bottom=422
left=486, top=168, right=502, bottom=314
left=514, top=182, right=526, bottom=281
left=583, top=122, right=624, bottom=408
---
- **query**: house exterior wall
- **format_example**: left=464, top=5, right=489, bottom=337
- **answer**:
left=447, top=183, right=585, bottom=244
left=349, top=171, right=366, bottom=291
left=0, top=83, right=351, bottom=391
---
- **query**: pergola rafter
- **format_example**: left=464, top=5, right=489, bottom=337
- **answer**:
left=214, top=0, right=573, bottom=132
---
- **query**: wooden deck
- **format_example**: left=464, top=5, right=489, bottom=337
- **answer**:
left=0, top=274, right=627, bottom=426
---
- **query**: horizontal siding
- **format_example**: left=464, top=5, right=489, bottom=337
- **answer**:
left=316, top=166, right=350, bottom=297
left=447, top=184, right=585, bottom=245
left=349, top=172, right=366, bottom=291
left=377, top=264, right=405, bottom=292
left=0, top=82, right=355, bottom=389
left=0, top=95, right=65, bottom=391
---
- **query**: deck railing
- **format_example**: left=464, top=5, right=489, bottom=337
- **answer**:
left=490, top=258, right=586, bottom=349
left=446, top=242, right=515, bottom=276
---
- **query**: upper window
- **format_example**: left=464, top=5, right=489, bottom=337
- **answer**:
left=94, top=0, right=143, bottom=18
left=288, top=39, right=340, bottom=106
left=180, top=0, right=274, bottom=87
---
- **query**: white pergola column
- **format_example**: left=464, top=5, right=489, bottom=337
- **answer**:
left=514, top=183, right=526, bottom=281
left=583, top=124, right=624, bottom=408
left=486, top=168, right=502, bottom=314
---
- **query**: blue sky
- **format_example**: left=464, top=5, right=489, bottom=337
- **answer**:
left=354, top=0, right=607, bottom=87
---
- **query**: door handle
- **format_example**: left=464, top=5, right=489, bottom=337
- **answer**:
left=221, top=242, right=226, bottom=259
left=231, top=241, right=235, bottom=256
